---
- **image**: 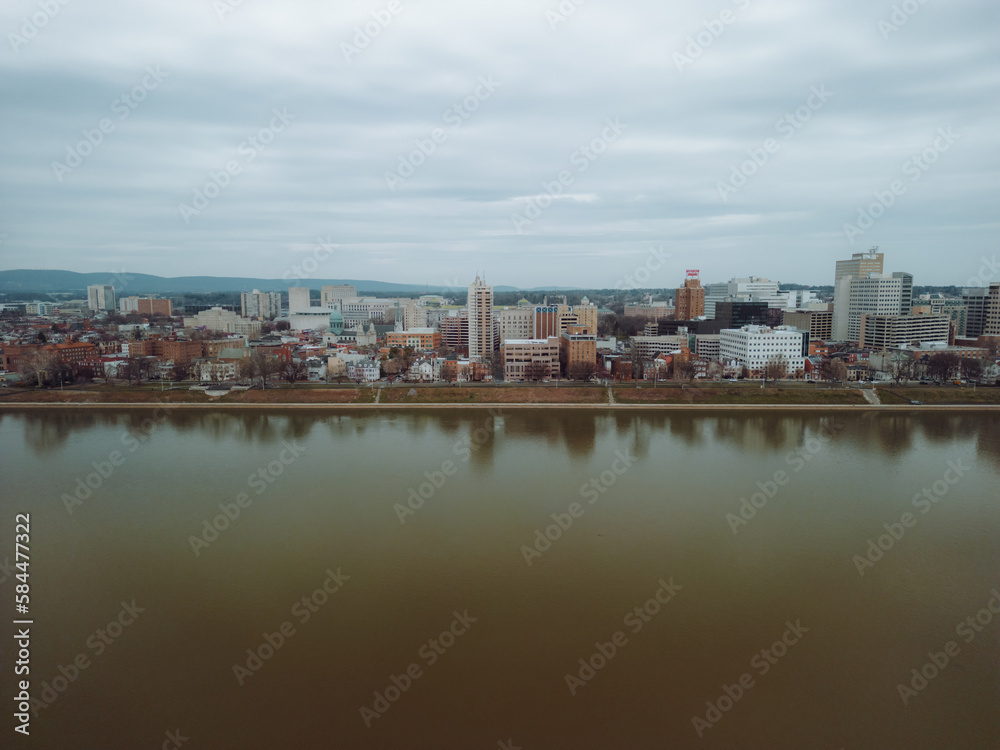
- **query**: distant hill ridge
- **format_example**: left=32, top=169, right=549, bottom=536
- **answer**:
left=0, top=269, right=574, bottom=295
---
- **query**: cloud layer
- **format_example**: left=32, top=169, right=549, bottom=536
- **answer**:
left=1, top=0, right=998, bottom=288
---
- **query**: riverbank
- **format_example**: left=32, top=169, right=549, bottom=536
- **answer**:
left=2, top=383, right=998, bottom=408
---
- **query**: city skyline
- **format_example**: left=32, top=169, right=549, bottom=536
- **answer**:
left=2, top=1, right=997, bottom=288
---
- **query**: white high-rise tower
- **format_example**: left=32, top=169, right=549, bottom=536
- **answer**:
left=467, top=275, right=494, bottom=361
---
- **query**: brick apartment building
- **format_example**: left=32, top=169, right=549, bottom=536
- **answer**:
left=387, top=329, right=441, bottom=352
left=559, top=325, right=597, bottom=377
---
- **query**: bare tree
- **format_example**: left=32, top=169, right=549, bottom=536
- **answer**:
left=246, top=349, right=279, bottom=389
left=120, top=356, right=153, bottom=385
left=20, top=349, right=56, bottom=387
left=523, top=362, right=547, bottom=381
left=927, top=352, right=961, bottom=382
left=47, top=360, right=75, bottom=388
left=627, top=340, right=646, bottom=381
left=169, top=361, right=192, bottom=381
left=960, top=357, right=983, bottom=382
left=487, top=349, right=504, bottom=381
left=828, top=359, right=848, bottom=382
left=280, top=359, right=307, bottom=384
left=818, top=357, right=835, bottom=381
left=674, top=360, right=696, bottom=381
left=890, top=352, right=915, bottom=385
left=567, top=361, right=598, bottom=381
left=764, top=354, right=789, bottom=383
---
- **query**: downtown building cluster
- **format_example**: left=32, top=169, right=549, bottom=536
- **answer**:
left=1, top=252, right=999, bottom=388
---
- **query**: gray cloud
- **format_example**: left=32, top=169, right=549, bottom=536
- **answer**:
left=1, top=0, right=997, bottom=288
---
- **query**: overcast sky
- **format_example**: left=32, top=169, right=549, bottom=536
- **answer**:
left=1, top=0, right=997, bottom=289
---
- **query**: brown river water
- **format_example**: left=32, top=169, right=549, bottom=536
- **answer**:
left=0, top=408, right=997, bottom=749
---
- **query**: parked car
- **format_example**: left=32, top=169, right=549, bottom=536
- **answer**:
left=910, top=400, right=922, bottom=405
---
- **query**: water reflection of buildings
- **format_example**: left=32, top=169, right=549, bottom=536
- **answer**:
left=501, top=412, right=598, bottom=460
left=8, top=410, right=999, bottom=479
left=7, top=409, right=320, bottom=456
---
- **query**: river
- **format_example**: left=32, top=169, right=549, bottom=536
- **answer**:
left=1, top=408, right=997, bottom=748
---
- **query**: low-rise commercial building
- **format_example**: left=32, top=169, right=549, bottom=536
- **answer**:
left=501, top=337, right=560, bottom=380
left=120, top=296, right=174, bottom=317
left=694, top=334, right=720, bottom=360
left=858, top=314, right=950, bottom=351
left=25, top=302, right=57, bottom=316
left=439, top=312, right=469, bottom=353
left=624, top=303, right=673, bottom=321
left=630, top=335, right=690, bottom=361
left=386, top=328, right=441, bottom=351
left=719, top=325, right=807, bottom=376
left=782, top=309, right=833, bottom=341
left=183, top=307, right=262, bottom=337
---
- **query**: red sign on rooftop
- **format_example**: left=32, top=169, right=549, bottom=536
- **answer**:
left=686, top=269, right=700, bottom=277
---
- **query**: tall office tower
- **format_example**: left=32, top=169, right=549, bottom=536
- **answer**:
left=835, top=249, right=884, bottom=286
left=440, top=311, right=469, bottom=352
left=891, top=272, right=913, bottom=315
left=573, top=298, right=599, bottom=332
left=86, top=284, right=116, bottom=312
left=467, top=275, right=494, bottom=361
left=321, top=285, right=357, bottom=308
left=241, top=289, right=282, bottom=320
left=396, top=298, right=428, bottom=330
left=534, top=305, right=559, bottom=339
left=985, top=283, right=1000, bottom=335
left=675, top=271, right=705, bottom=319
left=832, top=273, right=905, bottom=342
left=498, top=307, right=535, bottom=343
left=963, top=287, right=991, bottom=337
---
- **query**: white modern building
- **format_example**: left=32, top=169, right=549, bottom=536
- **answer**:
left=320, top=285, right=357, bottom=307
left=775, top=289, right=819, bottom=310
left=288, top=287, right=336, bottom=330
left=338, top=298, right=396, bottom=326
left=26, top=302, right=57, bottom=315
left=183, top=307, right=261, bottom=337
left=87, top=284, right=116, bottom=312
left=240, top=289, right=282, bottom=320
left=719, top=325, right=807, bottom=377
left=833, top=272, right=911, bottom=342
left=704, top=277, right=783, bottom=317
